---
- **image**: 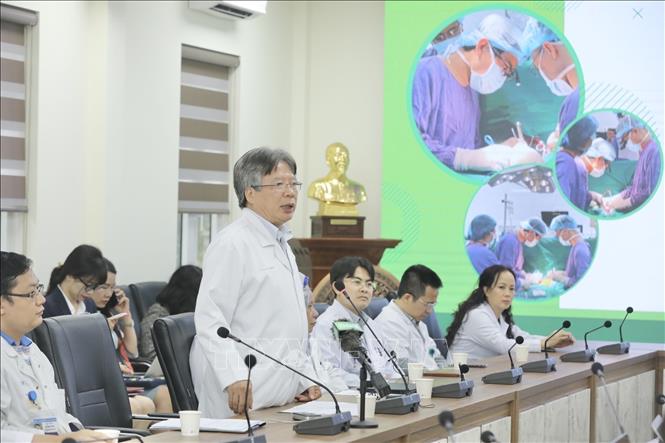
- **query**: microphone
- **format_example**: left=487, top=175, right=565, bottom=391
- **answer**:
left=522, top=320, right=571, bottom=373
left=653, top=394, right=665, bottom=442
left=598, top=308, right=633, bottom=355
left=217, top=327, right=352, bottom=436
left=432, top=363, right=474, bottom=398
left=561, top=321, right=611, bottom=362
left=481, top=430, right=498, bottom=442
left=333, top=281, right=411, bottom=391
left=438, top=410, right=456, bottom=443
left=62, top=434, right=146, bottom=443
left=243, top=355, right=257, bottom=438
left=591, top=363, right=630, bottom=442
left=482, top=336, right=524, bottom=385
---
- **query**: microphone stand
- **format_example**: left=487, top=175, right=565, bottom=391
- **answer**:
left=482, top=337, right=524, bottom=385
left=432, top=363, right=474, bottom=398
left=598, top=308, right=632, bottom=355
left=351, top=351, right=378, bottom=429
left=225, top=355, right=267, bottom=443
left=591, top=363, right=630, bottom=443
left=522, top=321, right=570, bottom=373
left=561, top=321, right=611, bottom=362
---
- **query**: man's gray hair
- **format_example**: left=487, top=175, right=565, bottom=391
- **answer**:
left=233, top=147, right=297, bottom=208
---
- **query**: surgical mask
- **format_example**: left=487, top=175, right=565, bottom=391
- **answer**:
left=458, top=49, right=507, bottom=95
left=625, top=139, right=641, bottom=153
left=524, top=239, right=538, bottom=248
left=558, top=236, right=570, bottom=247
left=590, top=167, right=606, bottom=178
left=537, top=48, right=575, bottom=96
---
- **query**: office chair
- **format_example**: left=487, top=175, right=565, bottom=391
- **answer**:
left=32, top=313, right=150, bottom=435
left=151, top=313, right=198, bottom=412
left=128, top=281, right=167, bottom=320
left=365, top=296, right=389, bottom=320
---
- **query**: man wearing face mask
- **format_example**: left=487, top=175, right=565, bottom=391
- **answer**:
left=581, top=138, right=616, bottom=179
left=495, top=217, right=548, bottom=287
left=556, top=116, right=604, bottom=211
left=413, top=14, right=533, bottom=173
left=603, top=116, right=662, bottom=213
left=520, top=18, right=580, bottom=150
left=547, top=215, right=591, bottom=289
left=466, top=215, right=500, bottom=275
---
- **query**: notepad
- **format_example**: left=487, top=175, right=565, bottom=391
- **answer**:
left=280, top=401, right=359, bottom=417
left=149, top=418, right=265, bottom=433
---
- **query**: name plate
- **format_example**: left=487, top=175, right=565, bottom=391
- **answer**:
left=311, top=216, right=365, bottom=238
left=330, top=219, right=358, bottom=226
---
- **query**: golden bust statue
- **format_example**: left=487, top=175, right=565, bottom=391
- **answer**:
left=308, top=142, right=367, bottom=216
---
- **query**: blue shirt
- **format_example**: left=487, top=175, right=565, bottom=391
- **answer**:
left=0, top=331, right=32, bottom=347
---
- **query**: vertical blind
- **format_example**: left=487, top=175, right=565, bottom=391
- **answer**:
left=178, top=47, right=239, bottom=213
left=0, top=12, right=32, bottom=212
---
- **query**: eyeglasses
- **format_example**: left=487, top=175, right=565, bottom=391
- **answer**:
left=416, top=298, right=436, bottom=310
left=253, top=182, right=303, bottom=193
left=77, top=278, right=97, bottom=293
left=491, top=47, right=517, bottom=79
left=95, top=284, right=115, bottom=292
left=5, top=284, right=45, bottom=300
left=345, top=277, right=377, bottom=291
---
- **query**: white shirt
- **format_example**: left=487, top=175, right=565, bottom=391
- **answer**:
left=59, top=285, right=87, bottom=315
left=1, top=335, right=81, bottom=443
left=308, top=336, right=348, bottom=393
left=190, top=209, right=315, bottom=418
left=375, top=300, right=441, bottom=370
left=448, top=302, right=542, bottom=360
left=310, top=299, right=397, bottom=387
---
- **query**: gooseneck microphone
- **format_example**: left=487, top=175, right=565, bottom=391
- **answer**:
left=482, top=336, right=524, bottom=385
left=481, top=430, right=498, bottom=442
left=333, top=281, right=411, bottom=392
left=522, top=320, right=571, bottom=373
left=243, top=355, right=257, bottom=438
left=217, top=327, right=352, bottom=435
left=438, top=410, right=456, bottom=443
left=62, top=434, right=146, bottom=443
left=431, top=363, right=474, bottom=398
left=591, top=363, right=630, bottom=442
left=561, top=321, right=611, bottom=363
left=598, top=307, right=633, bottom=355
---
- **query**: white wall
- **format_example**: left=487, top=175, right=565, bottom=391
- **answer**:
left=6, top=0, right=385, bottom=282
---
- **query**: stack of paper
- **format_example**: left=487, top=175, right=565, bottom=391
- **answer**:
left=150, top=418, right=265, bottom=433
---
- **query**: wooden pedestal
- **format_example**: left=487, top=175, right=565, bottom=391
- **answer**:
left=310, top=215, right=365, bottom=238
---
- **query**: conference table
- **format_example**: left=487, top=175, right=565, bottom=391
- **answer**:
left=145, top=342, right=664, bottom=442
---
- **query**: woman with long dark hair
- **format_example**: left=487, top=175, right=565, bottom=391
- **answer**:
left=446, top=265, right=574, bottom=359
left=43, top=245, right=107, bottom=317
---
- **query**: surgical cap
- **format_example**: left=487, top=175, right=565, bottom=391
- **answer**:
left=563, top=116, right=598, bottom=152
left=468, top=214, right=497, bottom=241
left=550, top=214, right=578, bottom=232
left=519, top=17, right=560, bottom=59
left=616, top=115, right=647, bottom=140
left=456, top=14, right=523, bottom=59
left=520, top=217, right=548, bottom=236
left=586, top=138, right=616, bottom=162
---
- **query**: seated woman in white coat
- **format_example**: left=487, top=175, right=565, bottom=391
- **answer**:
left=375, top=264, right=444, bottom=370
left=446, top=265, right=574, bottom=360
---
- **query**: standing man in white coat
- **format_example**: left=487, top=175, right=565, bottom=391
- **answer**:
left=190, top=147, right=321, bottom=419
left=1, top=251, right=105, bottom=443
left=311, top=256, right=397, bottom=387
left=375, top=265, right=444, bottom=370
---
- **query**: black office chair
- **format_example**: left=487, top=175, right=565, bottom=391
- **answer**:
left=33, top=313, right=150, bottom=436
left=151, top=313, right=198, bottom=412
left=365, top=297, right=389, bottom=320
left=423, top=311, right=448, bottom=358
left=129, top=281, right=166, bottom=320
left=314, top=303, right=330, bottom=315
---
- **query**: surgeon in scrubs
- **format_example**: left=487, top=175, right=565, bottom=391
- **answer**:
left=548, top=215, right=591, bottom=289
left=413, top=14, right=538, bottom=172
left=466, top=215, right=500, bottom=274
left=556, top=116, right=604, bottom=210
left=496, top=217, right=548, bottom=286
left=520, top=18, right=580, bottom=148
left=603, top=116, right=662, bottom=212
left=375, top=265, right=444, bottom=370
left=580, top=137, right=616, bottom=179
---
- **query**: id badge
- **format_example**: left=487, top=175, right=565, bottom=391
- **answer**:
left=32, top=410, right=58, bottom=434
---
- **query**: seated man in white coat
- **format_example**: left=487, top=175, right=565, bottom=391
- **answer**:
left=375, top=264, right=444, bottom=370
left=311, top=256, right=396, bottom=387
left=190, top=147, right=321, bottom=419
left=1, top=251, right=105, bottom=443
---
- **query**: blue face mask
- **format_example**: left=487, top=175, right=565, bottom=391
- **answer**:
left=458, top=49, right=507, bottom=95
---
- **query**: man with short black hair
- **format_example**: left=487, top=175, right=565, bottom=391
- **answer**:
left=1, top=251, right=105, bottom=443
left=375, top=264, right=444, bottom=370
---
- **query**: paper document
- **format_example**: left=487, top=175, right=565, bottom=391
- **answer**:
left=281, top=401, right=358, bottom=417
left=150, top=418, right=265, bottom=433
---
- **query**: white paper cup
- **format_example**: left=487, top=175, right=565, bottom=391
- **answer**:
left=408, top=362, right=424, bottom=380
left=515, top=345, right=529, bottom=364
left=355, top=393, right=377, bottom=419
left=452, top=352, right=468, bottom=367
left=179, top=410, right=202, bottom=436
left=96, top=428, right=120, bottom=443
left=414, top=378, right=434, bottom=406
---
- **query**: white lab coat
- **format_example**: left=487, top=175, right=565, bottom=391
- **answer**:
left=448, top=302, right=542, bottom=360
left=375, top=301, right=441, bottom=370
left=308, top=337, right=348, bottom=393
left=1, top=338, right=81, bottom=443
left=190, top=209, right=314, bottom=418
left=310, top=299, right=397, bottom=387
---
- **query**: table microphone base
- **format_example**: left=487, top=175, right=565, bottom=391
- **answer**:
left=521, top=357, right=557, bottom=373
left=292, top=412, right=352, bottom=435
left=376, top=393, right=420, bottom=415
left=350, top=419, right=378, bottom=428
left=432, top=380, right=474, bottom=398
left=560, top=349, right=596, bottom=362
left=225, top=435, right=267, bottom=443
left=608, top=432, right=630, bottom=443
left=597, top=342, right=630, bottom=355
left=482, top=368, right=523, bottom=385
